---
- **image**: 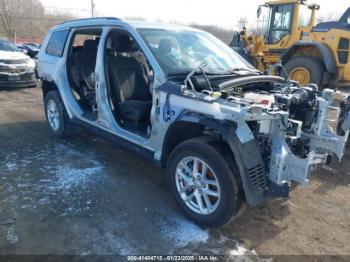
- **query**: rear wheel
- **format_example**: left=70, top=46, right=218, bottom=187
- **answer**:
left=44, top=90, right=72, bottom=138
left=283, top=56, right=324, bottom=86
left=167, top=137, right=242, bottom=227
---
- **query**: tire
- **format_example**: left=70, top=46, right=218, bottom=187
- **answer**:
left=44, top=90, right=72, bottom=138
left=167, top=137, right=242, bottom=227
left=283, top=56, right=324, bottom=86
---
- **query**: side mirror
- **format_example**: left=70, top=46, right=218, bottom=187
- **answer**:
left=257, top=6, right=262, bottom=19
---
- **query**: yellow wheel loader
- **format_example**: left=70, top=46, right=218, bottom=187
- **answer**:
left=230, top=0, right=350, bottom=88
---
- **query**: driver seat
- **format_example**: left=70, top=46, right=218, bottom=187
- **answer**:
left=108, top=35, right=152, bottom=123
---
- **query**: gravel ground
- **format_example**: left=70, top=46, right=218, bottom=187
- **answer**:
left=0, top=86, right=349, bottom=260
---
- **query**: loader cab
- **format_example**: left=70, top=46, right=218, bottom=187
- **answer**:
left=259, top=0, right=317, bottom=46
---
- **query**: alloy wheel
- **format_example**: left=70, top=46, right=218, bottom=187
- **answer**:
left=175, top=157, right=221, bottom=215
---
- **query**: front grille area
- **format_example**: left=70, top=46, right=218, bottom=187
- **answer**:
left=20, top=73, right=35, bottom=81
left=0, top=72, right=35, bottom=81
left=247, top=163, right=268, bottom=192
left=0, top=59, right=27, bottom=65
left=0, top=68, right=26, bottom=74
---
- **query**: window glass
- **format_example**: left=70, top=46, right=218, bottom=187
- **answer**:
left=141, top=35, right=182, bottom=61
left=46, top=29, right=70, bottom=57
left=298, top=5, right=312, bottom=27
left=256, top=6, right=270, bottom=36
left=138, top=28, right=254, bottom=75
left=72, top=34, right=100, bottom=47
left=269, top=4, right=293, bottom=43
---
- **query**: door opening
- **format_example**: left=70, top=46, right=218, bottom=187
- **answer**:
left=104, top=29, right=154, bottom=137
left=67, top=28, right=102, bottom=118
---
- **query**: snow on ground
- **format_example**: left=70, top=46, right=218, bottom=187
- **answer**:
left=1, top=142, right=106, bottom=214
left=5, top=163, right=17, bottom=172
left=215, top=235, right=257, bottom=258
left=4, top=225, right=18, bottom=245
left=0, top=141, right=255, bottom=256
left=160, top=216, right=209, bottom=248
left=52, top=163, right=104, bottom=192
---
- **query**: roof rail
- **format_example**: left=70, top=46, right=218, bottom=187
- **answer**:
left=58, top=17, right=121, bottom=25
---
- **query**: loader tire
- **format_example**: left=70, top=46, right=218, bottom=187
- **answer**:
left=283, top=56, right=324, bottom=86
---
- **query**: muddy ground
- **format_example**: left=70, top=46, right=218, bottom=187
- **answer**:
left=0, top=87, right=349, bottom=259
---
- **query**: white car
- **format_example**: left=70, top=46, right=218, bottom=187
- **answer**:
left=0, top=39, right=37, bottom=88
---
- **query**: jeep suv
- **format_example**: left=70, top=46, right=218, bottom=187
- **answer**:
left=37, top=18, right=350, bottom=227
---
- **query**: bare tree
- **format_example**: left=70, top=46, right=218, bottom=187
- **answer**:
left=0, top=0, right=21, bottom=39
left=0, top=0, right=74, bottom=42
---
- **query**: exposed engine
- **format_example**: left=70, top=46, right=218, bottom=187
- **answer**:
left=224, top=82, right=321, bottom=132
left=184, top=74, right=349, bottom=172
left=188, top=74, right=325, bottom=134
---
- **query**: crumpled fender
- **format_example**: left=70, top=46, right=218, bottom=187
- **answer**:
left=178, top=113, right=268, bottom=206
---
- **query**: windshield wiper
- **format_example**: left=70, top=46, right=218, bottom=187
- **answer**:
left=184, top=62, right=213, bottom=91
left=224, top=68, right=260, bottom=75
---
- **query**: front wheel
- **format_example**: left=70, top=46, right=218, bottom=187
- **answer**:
left=167, top=137, right=242, bottom=227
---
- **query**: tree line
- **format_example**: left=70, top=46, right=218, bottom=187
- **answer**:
left=0, top=0, right=73, bottom=42
left=0, top=0, right=236, bottom=44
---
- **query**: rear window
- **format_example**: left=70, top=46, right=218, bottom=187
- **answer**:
left=46, top=29, right=70, bottom=57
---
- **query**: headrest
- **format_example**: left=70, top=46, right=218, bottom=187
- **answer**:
left=130, top=41, right=139, bottom=52
left=158, top=39, right=172, bottom=54
left=114, top=35, right=132, bottom=52
left=83, top=39, right=97, bottom=50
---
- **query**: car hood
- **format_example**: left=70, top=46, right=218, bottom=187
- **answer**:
left=0, top=50, right=28, bottom=61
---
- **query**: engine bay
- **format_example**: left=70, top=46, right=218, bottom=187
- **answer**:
left=179, top=73, right=350, bottom=167
left=185, top=74, right=347, bottom=135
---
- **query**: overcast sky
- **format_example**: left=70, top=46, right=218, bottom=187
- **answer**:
left=40, top=0, right=349, bottom=29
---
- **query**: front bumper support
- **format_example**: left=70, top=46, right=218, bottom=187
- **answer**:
left=269, top=137, right=314, bottom=186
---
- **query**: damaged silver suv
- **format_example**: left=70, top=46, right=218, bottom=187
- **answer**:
left=38, top=18, right=350, bottom=227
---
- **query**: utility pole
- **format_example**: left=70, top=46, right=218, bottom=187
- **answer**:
left=91, top=0, right=95, bottom=18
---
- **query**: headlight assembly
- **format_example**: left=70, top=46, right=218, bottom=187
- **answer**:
left=27, top=59, right=36, bottom=69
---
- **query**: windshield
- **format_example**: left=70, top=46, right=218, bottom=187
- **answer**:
left=268, top=4, right=293, bottom=44
left=138, top=28, right=255, bottom=75
left=0, top=41, right=19, bottom=52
